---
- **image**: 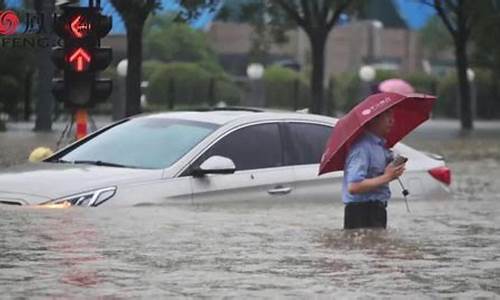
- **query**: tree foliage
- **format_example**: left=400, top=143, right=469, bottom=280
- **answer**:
left=110, top=0, right=220, bottom=116
left=110, top=0, right=160, bottom=26
left=0, top=3, right=36, bottom=119
left=0, top=45, right=34, bottom=115
left=228, top=0, right=358, bottom=114
left=471, top=1, right=500, bottom=73
left=420, top=0, right=497, bottom=129
left=275, top=0, right=362, bottom=114
left=419, top=15, right=453, bottom=57
left=263, top=65, right=309, bottom=109
left=144, top=16, right=220, bottom=72
left=147, top=62, right=240, bottom=107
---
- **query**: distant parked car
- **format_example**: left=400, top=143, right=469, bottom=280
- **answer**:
left=0, top=108, right=451, bottom=207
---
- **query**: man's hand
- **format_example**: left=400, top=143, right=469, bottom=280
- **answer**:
left=348, top=163, right=406, bottom=194
left=384, top=163, right=405, bottom=181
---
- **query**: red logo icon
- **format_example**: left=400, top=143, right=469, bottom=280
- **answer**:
left=0, top=10, right=20, bottom=35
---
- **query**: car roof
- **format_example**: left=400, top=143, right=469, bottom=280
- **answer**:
left=136, top=109, right=337, bottom=126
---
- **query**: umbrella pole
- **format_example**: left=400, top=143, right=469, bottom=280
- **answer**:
left=397, top=178, right=410, bottom=213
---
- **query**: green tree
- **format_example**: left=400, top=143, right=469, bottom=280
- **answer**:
left=471, top=2, right=500, bottom=119
left=472, top=1, right=500, bottom=74
left=34, top=0, right=55, bottom=131
left=0, top=46, right=35, bottom=118
left=147, top=62, right=240, bottom=107
left=227, top=1, right=292, bottom=62
left=0, top=2, right=36, bottom=123
left=110, top=0, right=219, bottom=117
left=235, top=1, right=357, bottom=114
left=144, top=18, right=221, bottom=72
left=419, top=16, right=453, bottom=58
left=109, top=0, right=160, bottom=117
left=422, top=0, right=499, bottom=130
left=277, top=1, right=363, bottom=114
left=263, top=65, right=309, bottom=109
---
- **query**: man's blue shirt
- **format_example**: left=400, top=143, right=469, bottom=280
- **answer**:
left=342, top=131, right=394, bottom=204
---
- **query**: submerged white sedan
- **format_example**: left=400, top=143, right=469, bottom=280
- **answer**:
left=0, top=109, right=451, bottom=207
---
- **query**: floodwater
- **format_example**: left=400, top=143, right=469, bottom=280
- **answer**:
left=1, top=121, right=500, bottom=298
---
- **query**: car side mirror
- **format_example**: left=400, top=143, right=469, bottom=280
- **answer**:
left=191, top=155, right=236, bottom=177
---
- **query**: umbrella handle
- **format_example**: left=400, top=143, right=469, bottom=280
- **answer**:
left=397, top=178, right=410, bottom=213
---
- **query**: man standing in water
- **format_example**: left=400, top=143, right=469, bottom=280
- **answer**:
left=342, top=109, right=406, bottom=229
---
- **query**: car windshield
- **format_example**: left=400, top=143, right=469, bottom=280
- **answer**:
left=57, top=118, right=219, bottom=169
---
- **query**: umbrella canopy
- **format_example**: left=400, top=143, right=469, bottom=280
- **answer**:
left=378, top=78, right=415, bottom=95
left=319, top=92, right=436, bottom=175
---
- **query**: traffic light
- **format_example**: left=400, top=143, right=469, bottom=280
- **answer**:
left=52, top=5, right=112, bottom=108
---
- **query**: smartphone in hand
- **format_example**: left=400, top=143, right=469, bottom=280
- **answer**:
left=392, top=155, right=408, bottom=166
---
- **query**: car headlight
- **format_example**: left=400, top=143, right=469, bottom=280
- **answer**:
left=40, top=187, right=117, bottom=208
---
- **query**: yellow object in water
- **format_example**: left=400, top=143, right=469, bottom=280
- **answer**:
left=29, top=147, right=54, bottom=162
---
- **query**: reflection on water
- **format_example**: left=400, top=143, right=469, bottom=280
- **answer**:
left=1, top=132, right=500, bottom=297
left=2, top=164, right=500, bottom=298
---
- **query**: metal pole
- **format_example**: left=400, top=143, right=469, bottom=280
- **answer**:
left=75, top=109, right=88, bottom=140
left=397, top=178, right=410, bottom=213
left=293, top=79, right=299, bottom=111
left=327, top=77, right=335, bottom=116
left=168, top=78, right=175, bottom=110
left=208, top=78, right=215, bottom=107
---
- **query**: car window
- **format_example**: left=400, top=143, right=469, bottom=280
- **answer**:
left=58, top=118, right=219, bottom=169
left=194, top=123, right=283, bottom=171
left=284, top=122, right=332, bottom=165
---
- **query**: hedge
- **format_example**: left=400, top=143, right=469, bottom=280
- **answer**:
left=331, top=70, right=500, bottom=119
left=263, top=65, right=310, bottom=110
left=146, top=62, right=241, bottom=108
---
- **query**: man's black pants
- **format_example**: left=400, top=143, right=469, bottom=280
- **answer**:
left=344, top=201, right=387, bottom=229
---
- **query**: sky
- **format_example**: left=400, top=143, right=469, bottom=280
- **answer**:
left=5, top=0, right=436, bottom=33
left=394, top=0, right=436, bottom=29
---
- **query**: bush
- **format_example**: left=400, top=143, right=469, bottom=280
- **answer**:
left=333, top=71, right=438, bottom=113
left=263, top=65, right=310, bottom=109
left=147, top=62, right=241, bottom=108
left=330, top=69, right=500, bottom=119
left=374, top=69, right=399, bottom=82
left=402, top=72, right=437, bottom=94
left=433, top=70, right=500, bottom=119
left=142, top=60, right=164, bottom=81
left=0, top=75, right=21, bottom=116
left=435, top=73, right=459, bottom=118
left=332, top=72, right=360, bottom=113
left=473, top=69, right=500, bottom=119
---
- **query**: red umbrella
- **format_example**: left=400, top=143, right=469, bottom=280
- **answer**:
left=319, top=92, right=436, bottom=175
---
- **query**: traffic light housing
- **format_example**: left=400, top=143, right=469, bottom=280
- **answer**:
left=52, top=6, right=113, bottom=108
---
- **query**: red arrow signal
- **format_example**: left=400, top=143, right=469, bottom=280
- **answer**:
left=70, top=15, right=91, bottom=38
left=68, top=48, right=91, bottom=72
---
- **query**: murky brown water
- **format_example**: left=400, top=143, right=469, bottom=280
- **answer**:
left=1, top=121, right=500, bottom=298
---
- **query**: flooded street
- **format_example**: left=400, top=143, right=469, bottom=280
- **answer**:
left=1, top=120, right=500, bottom=298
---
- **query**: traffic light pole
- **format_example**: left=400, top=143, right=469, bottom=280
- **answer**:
left=75, top=109, right=88, bottom=140
left=51, top=3, right=112, bottom=144
left=35, top=0, right=56, bottom=131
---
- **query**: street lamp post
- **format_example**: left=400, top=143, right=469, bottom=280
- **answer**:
left=245, top=63, right=265, bottom=107
left=367, top=20, right=383, bottom=63
left=114, top=59, right=127, bottom=120
left=358, top=65, right=376, bottom=99
left=467, top=68, right=476, bottom=119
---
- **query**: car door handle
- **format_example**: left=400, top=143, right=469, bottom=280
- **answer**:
left=267, top=186, right=292, bottom=195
